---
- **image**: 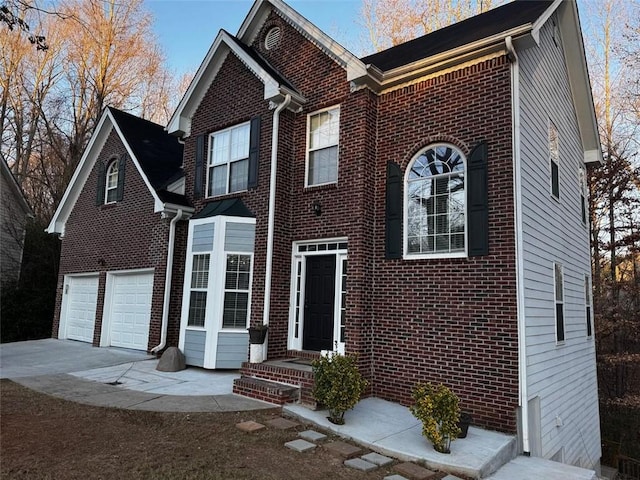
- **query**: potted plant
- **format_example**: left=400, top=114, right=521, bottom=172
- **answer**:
left=248, top=324, right=268, bottom=344
left=410, top=382, right=461, bottom=454
left=312, top=352, right=367, bottom=425
left=458, top=412, right=473, bottom=438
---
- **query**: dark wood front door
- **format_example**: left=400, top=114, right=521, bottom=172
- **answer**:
left=303, top=255, right=336, bottom=351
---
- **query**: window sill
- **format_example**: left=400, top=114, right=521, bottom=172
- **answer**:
left=100, top=203, right=118, bottom=211
left=403, top=251, right=467, bottom=260
left=203, top=191, right=247, bottom=202
left=304, top=183, right=337, bottom=192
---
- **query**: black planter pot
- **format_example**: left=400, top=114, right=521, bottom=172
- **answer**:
left=458, top=413, right=473, bottom=438
left=248, top=326, right=268, bottom=344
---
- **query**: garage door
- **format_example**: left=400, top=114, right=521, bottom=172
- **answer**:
left=63, top=275, right=99, bottom=343
left=108, top=272, right=154, bottom=351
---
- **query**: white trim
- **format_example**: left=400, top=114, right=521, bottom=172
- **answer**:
left=402, top=143, right=468, bottom=259
left=506, top=35, right=530, bottom=455
left=305, top=105, right=340, bottom=188
left=104, top=158, right=119, bottom=204
left=531, top=0, right=563, bottom=44
left=287, top=238, right=348, bottom=352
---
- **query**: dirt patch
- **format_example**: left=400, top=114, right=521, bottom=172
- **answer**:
left=0, top=380, right=454, bottom=480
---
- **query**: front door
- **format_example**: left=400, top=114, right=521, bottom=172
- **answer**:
left=303, top=255, right=336, bottom=351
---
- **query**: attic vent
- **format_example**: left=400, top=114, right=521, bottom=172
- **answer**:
left=264, top=27, right=281, bottom=50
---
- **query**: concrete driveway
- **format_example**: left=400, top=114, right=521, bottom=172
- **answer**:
left=0, top=338, right=272, bottom=412
left=0, top=338, right=151, bottom=379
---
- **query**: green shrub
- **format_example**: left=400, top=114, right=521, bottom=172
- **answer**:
left=410, top=382, right=461, bottom=453
left=312, top=353, right=367, bottom=424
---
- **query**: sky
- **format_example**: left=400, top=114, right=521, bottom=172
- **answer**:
left=145, top=0, right=364, bottom=78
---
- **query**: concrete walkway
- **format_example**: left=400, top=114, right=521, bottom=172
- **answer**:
left=1, top=339, right=599, bottom=479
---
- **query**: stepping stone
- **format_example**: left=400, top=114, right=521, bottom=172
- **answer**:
left=345, top=458, right=378, bottom=472
left=394, top=462, right=437, bottom=480
left=323, top=440, right=362, bottom=458
left=384, top=476, right=409, bottom=480
left=362, top=452, right=394, bottom=466
left=285, top=439, right=316, bottom=452
left=299, top=430, right=327, bottom=442
left=442, top=476, right=464, bottom=480
left=267, top=417, right=299, bottom=430
left=235, top=420, right=265, bottom=432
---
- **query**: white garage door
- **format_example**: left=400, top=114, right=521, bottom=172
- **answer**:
left=63, top=275, right=99, bottom=343
left=108, top=272, right=154, bottom=351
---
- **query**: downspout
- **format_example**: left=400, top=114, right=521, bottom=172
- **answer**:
left=151, top=209, right=183, bottom=354
left=506, top=36, right=530, bottom=455
left=263, top=94, right=292, bottom=333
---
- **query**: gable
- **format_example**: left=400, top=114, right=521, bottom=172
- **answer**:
left=167, top=29, right=305, bottom=137
left=47, top=109, right=190, bottom=236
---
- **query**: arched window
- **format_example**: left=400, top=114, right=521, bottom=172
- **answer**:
left=105, top=160, right=119, bottom=203
left=405, top=144, right=466, bottom=256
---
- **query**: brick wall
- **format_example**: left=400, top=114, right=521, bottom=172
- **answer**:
left=183, top=18, right=518, bottom=432
left=52, top=128, right=171, bottom=351
left=371, top=57, right=519, bottom=432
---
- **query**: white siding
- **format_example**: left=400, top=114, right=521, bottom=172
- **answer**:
left=519, top=17, right=600, bottom=468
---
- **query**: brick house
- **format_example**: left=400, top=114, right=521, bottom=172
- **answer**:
left=48, top=0, right=601, bottom=469
left=47, top=108, right=192, bottom=351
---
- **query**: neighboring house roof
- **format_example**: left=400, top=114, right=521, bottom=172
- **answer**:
left=47, top=107, right=192, bottom=236
left=1, top=159, right=33, bottom=218
left=361, top=1, right=552, bottom=71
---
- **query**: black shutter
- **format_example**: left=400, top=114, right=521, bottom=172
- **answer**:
left=116, top=154, right=126, bottom=201
left=467, top=141, right=489, bottom=257
left=194, top=134, right=205, bottom=199
left=95, top=161, right=106, bottom=205
left=385, top=161, right=403, bottom=259
left=248, top=115, right=261, bottom=189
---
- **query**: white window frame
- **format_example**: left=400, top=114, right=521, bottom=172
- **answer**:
left=305, top=105, right=340, bottom=187
left=221, top=252, right=253, bottom=330
left=549, top=119, right=560, bottom=200
left=288, top=238, right=348, bottom=353
left=206, top=121, right=250, bottom=197
left=554, top=262, right=565, bottom=344
left=403, top=143, right=467, bottom=260
left=105, top=159, right=119, bottom=204
left=179, top=216, right=255, bottom=368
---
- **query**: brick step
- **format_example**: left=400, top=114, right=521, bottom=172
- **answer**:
left=232, top=377, right=300, bottom=405
left=238, top=360, right=317, bottom=407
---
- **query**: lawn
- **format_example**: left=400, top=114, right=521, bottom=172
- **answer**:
left=0, top=380, right=450, bottom=480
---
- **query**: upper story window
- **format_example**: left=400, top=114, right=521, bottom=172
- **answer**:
left=207, top=122, right=250, bottom=197
left=405, top=144, right=466, bottom=257
left=585, top=274, right=593, bottom=337
left=554, top=262, right=565, bottom=343
left=105, top=160, right=119, bottom=203
left=579, top=167, right=587, bottom=224
left=306, top=106, right=339, bottom=186
left=549, top=120, right=560, bottom=199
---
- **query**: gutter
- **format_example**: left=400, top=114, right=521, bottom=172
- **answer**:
left=151, top=208, right=183, bottom=354
left=262, top=94, right=292, bottom=335
left=506, top=35, right=530, bottom=455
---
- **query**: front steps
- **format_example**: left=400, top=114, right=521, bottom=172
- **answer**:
left=232, top=355, right=317, bottom=406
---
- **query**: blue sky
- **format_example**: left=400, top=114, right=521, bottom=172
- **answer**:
left=145, top=0, right=364, bottom=77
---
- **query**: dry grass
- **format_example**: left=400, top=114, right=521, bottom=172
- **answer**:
left=0, top=379, right=451, bottom=480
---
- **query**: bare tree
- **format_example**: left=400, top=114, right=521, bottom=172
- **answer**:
left=360, top=0, right=505, bottom=52
left=1, top=0, right=178, bottom=222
